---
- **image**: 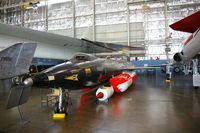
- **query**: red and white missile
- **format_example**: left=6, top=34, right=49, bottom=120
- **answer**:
left=96, top=86, right=114, bottom=101
left=110, top=71, right=137, bottom=93
left=96, top=71, right=137, bottom=101
left=170, top=10, right=200, bottom=62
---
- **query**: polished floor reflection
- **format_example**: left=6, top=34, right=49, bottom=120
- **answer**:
left=0, top=74, right=200, bottom=133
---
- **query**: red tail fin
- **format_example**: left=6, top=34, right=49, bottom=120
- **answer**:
left=170, top=10, right=200, bottom=33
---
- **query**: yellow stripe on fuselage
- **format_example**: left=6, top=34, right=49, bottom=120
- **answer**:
left=85, top=68, right=91, bottom=75
left=65, top=74, right=78, bottom=81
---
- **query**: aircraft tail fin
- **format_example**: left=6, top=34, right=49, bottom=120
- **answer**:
left=0, top=43, right=37, bottom=79
left=170, top=10, right=200, bottom=33
left=6, top=85, right=31, bottom=109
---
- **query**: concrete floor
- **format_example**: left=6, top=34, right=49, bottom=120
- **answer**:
left=0, top=74, right=200, bottom=133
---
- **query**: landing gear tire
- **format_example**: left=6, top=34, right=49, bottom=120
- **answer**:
left=174, top=67, right=180, bottom=73
left=54, top=102, right=59, bottom=114
left=54, top=102, right=67, bottom=114
left=194, top=86, right=199, bottom=89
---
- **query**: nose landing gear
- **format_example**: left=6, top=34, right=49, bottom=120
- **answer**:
left=165, top=65, right=172, bottom=83
left=53, top=88, right=72, bottom=119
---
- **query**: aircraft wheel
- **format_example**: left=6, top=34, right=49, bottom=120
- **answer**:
left=61, top=102, right=67, bottom=114
left=54, top=102, right=59, bottom=113
left=54, top=102, right=67, bottom=114
left=59, top=106, right=66, bottom=114
left=194, top=86, right=199, bottom=89
left=174, top=67, right=180, bottom=73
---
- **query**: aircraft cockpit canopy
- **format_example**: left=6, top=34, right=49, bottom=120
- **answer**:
left=71, top=53, right=97, bottom=63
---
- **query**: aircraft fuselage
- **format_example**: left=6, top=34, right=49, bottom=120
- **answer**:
left=30, top=56, right=130, bottom=90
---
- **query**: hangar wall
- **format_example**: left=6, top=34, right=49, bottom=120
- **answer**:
left=0, top=0, right=200, bottom=59
left=50, top=22, right=145, bottom=47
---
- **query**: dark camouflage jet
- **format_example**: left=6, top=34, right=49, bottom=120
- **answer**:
left=0, top=43, right=142, bottom=114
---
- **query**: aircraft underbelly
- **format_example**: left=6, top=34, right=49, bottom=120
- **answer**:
left=48, top=80, right=82, bottom=90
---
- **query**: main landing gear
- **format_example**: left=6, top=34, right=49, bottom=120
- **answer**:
left=165, top=65, right=172, bottom=83
left=192, top=59, right=200, bottom=89
left=53, top=87, right=72, bottom=119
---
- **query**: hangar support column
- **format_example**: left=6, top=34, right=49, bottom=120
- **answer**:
left=45, top=0, right=48, bottom=31
left=72, top=0, right=76, bottom=38
left=92, top=0, right=96, bottom=41
left=127, top=3, right=130, bottom=47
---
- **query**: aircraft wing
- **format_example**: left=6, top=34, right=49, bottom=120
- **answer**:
left=81, top=38, right=144, bottom=51
left=131, top=66, right=160, bottom=70
left=82, top=38, right=145, bottom=57
left=0, top=23, right=143, bottom=54
left=169, top=10, right=200, bottom=33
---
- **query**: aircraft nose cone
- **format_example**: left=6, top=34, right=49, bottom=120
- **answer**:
left=23, top=78, right=33, bottom=87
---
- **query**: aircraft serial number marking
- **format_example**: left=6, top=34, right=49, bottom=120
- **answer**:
left=0, top=57, right=12, bottom=62
left=48, top=76, right=55, bottom=81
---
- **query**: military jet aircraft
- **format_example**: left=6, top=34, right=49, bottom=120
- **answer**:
left=0, top=42, right=152, bottom=115
left=165, top=10, right=200, bottom=87
left=170, top=10, right=200, bottom=63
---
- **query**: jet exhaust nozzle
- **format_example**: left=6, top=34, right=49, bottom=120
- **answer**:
left=173, top=52, right=183, bottom=62
left=23, top=77, right=33, bottom=87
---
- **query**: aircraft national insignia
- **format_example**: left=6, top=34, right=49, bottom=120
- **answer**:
left=65, top=74, right=78, bottom=81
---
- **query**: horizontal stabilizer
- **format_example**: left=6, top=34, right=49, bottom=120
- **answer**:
left=170, top=10, right=200, bottom=33
left=0, top=43, right=37, bottom=79
left=6, top=85, right=31, bottom=109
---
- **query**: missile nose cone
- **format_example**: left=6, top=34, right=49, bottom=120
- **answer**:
left=23, top=78, right=33, bottom=87
left=96, top=92, right=104, bottom=99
